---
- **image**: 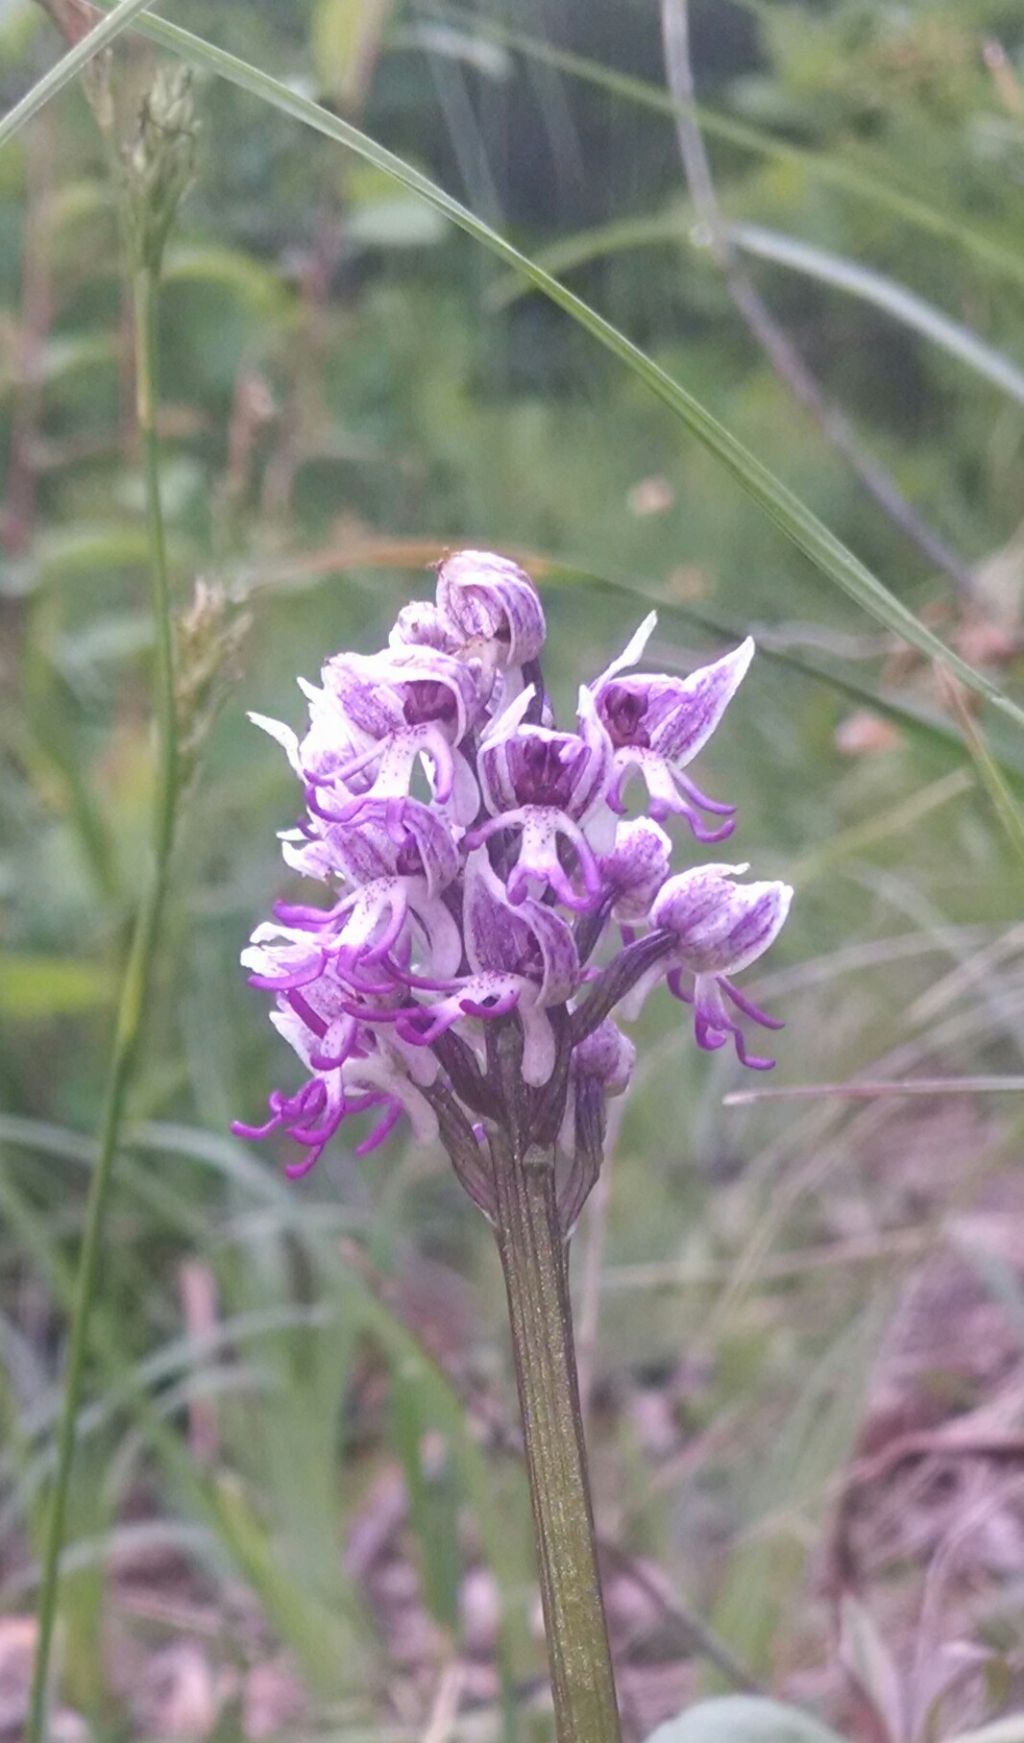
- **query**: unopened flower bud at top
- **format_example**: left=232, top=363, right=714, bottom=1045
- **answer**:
left=436, top=549, right=546, bottom=668
left=574, top=1019, right=636, bottom=1096
left=598, top=817, right=672, bottom=921
left=389, top=601, right=458, bottom=654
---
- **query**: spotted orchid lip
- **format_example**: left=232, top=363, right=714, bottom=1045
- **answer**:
left=233, top=560, right=791, bottom=1176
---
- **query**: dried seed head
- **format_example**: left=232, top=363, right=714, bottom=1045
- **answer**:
left=175, top=580, right=250, bottom=795
left=123, top=66, right=198, bottom=272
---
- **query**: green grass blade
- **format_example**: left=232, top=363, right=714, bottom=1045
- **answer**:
left=0, top=0, right=157, bottom=149
left=486, top=207, right=693, bottom=309
left=90, top=13, right=1024, bottom=729
left=731, top=224, right=1024, bottom=409
left=413, top=2, right=1024, bottom=294
left=391, top=1359, right=463, bottom=1634
left=489, top=208, right=1024, bottom=409
left=709, top=1301, right=885, bottom=1679
left=937, top=672, right=1024, bottom=869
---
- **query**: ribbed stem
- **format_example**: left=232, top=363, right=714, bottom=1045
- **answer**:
left=492, top=1137, right=621, bottom=1743
left=27, top=261, right=178, bottom=1742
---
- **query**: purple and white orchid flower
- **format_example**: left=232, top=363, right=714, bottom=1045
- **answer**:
left=277, top=799, right=463, bottom=981
left=592, top=612, right=753, bottom=839
left=233, top=551, right=792, bottom=1211
left=469, top=686, right=612, bottom=910
left=651, top=864, right=792, bottom=1069
left=233, top=943, right=440, bottom=1175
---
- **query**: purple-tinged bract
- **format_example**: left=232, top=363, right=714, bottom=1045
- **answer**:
left=233, top=552, right=793, bottom=1215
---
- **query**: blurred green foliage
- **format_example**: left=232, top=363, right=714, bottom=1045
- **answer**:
left=2, top=0, right=1024, bottom=1737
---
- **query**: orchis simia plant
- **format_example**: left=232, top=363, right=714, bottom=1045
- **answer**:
left=234, top=551, right=792, bottom=1743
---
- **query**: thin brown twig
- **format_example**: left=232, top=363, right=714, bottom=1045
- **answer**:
left=659, top=0, right=975, bottom=600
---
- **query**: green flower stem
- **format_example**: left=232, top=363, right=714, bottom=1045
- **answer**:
left=492, top=1135, right=622, bottom=1743
left=27, top=260, right=178, bottom=1743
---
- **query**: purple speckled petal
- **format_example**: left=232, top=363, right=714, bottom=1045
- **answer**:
left=517, top=882, right=581, bottom=1006
left=309, top=1013, right=360, bottom=1071
left=296, top=684, right=379, bottom=787
left=399, top=801, right=460, bottom=894
left=315, top=798, right=459, bottom=896
left=404, top=887, right=464, bottom=980
left=505, top=809, right=602, bottom=913
left=648, top=639, right=754, bottom=764
left=652, top=865, right=791, bottom=978
left=462, top=847, right=579, bottom=1001
left=462, top=847, right=539, bottom=977
left=319, top=653, right=405, bottom=740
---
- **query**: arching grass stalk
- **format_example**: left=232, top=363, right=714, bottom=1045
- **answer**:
left=27, top=69, right=195, bottom=1742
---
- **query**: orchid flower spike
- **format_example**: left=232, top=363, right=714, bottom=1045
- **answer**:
left=233, top=556, right=793, bottom=1222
